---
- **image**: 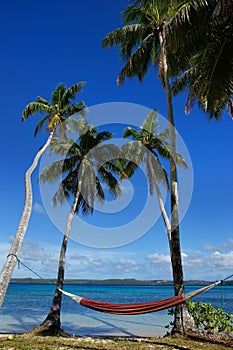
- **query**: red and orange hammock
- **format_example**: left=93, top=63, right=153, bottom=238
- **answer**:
left=58, top=280, right=222, bottom=315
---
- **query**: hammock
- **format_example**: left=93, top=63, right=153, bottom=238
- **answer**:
left=58, top=280, right=222, bottom=315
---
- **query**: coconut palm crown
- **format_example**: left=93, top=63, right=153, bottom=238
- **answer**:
left=102, top=0, right=197, bottom=334
left=168, top=0, right=233, bottom=118
left=36, top=119, right=121, bottom=334
left=0, top=83, right=86, bottom=309
left=121, top=110, right=187, bottom=240
left=22, top=82, right=86, bottom=136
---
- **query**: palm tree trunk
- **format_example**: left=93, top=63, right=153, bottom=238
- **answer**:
left=0, top=132, right=54, bottom=308
left=154, top=180, right=171, bottom=241
left=38, top=182, right=81, bottom=334
left=159, top=30, right=196, bottom=335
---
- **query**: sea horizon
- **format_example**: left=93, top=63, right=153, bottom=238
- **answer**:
left=9, top=277, right=233, bottom=286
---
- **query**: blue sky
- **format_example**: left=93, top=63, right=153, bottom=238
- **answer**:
left=0, top=0, right=232, bottom=282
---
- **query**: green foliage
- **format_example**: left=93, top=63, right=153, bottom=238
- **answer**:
left=168, top=301, right=233, bottom=339
left=39, top=122, right=121, bottom=216
left=187, top=301, right=233, bottom=339
left=169, top=0, right=233, bottom=119
left=22, top=82, right=86, bottom=137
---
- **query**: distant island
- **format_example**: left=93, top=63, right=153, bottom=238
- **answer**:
left=10, top=278, right=233, bottom=286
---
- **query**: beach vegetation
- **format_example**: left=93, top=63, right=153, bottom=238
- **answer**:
left=187, top=301, right=233, bottom=339
left=102, top=0, right=196, bottom=334
left=170, top=0, right=233, bottom=118
left=168, top=301, right=233, bottom=340
left=0, top=83, right=86, bottom=309
left=33, top=120, right=121, bottom=335
left=121, top=109, right=187, bottom=242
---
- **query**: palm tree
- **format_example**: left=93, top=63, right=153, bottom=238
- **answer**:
left=35, top=119, right=121, bottom=335
left=169, top=0, right=233, bottom=118
left=0, top=83, right=86, bottom=308
left=121, top=109, right=187, bottom=242
left=102, top=0, right=196, bottom=334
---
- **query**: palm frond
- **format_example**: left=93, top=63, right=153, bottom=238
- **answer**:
left=102, top=24, right=142, bottom=57
left=117, top=39, right=156, bottom=85
left=34, top=115, right=50, bottom=137
left=197, top=24, right=233, bottom=118
left=94, top=131, right=113, bottom=144
left=63, top=102, right=86, bottom=117
left=157, top=127, right=169, bottom=140
left=22, top=101, right=52, bottom=121
left=49, top=137, right=79, bottom=156
left=120, top=159, right=139, bottom=179
left=51, top=84, right=66, bottom=105
left=52, top=182, right=70, bottom=207
left=36, top=96, right=51, bottom=106
left=95, top=176, right=105, bottom=202
left=97, top=166, right=120, bottom=199
left=123, top=127, right=140, bottom=140
left=66, top=118, right=91, bottom=136
left=178, top=20, right=233, bottom=119
left=176, top=153, right=188, bottom=168
left=61, top=82, right=86, bottom=107
left=121, top=141, right=144, bottom=166
left=141, top=109, right=159, bottom=134
left=39, top=159, right=66, bottom=183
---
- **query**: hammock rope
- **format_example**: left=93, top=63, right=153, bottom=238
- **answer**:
left=8, top=254, right=233, bottom=316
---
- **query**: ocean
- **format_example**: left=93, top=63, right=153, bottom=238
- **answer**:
left=0, top=283, right=232, bottom=337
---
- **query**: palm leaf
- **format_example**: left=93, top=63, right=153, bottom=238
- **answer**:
left=141, top=109, right=159, bottom=134
left=98, top=166, right=120, bottom=199
left=117, top=39, right=156, bottom=85
left=61, top=82, right=86, bottom=107
left=49, top=137, right=79, bottom=156
left=34, top=115, right=50, bottom=137
left=22, top=102, right=52, bottom=121
left=39, top=159, right=66, bottom=183
left=36, top=96, right=51, bottom=106
left=102, top=24, right=142, bottom=56
left=63, top=102, right=86, bottom=117
left=51, top=84, right=66, bottom=105
left=123, top=127, right=140, bottom=140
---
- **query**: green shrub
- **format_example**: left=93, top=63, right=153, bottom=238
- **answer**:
left=167, top=301, right=233, bottom=339
left=187, top=301, right=233, bottom=339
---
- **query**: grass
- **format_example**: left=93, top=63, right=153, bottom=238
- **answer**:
left=0, top=334, right=232, bottom=350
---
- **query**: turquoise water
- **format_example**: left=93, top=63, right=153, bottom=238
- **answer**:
left=0, top=284, right=232, bottom=336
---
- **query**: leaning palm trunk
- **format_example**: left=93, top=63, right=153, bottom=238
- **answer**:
left=36, top=182, right=81, bottom=335
left=0, top=132, right=54, bottom=308
left=154, top=179, right=171, bottom=241
left=159, top=31, right=196, bottom=334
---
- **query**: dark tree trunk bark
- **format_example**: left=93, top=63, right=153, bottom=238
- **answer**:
left=38, top=234, right=68, bottom=335
left=33, top=183, right=81, bottom=335
left=159, top=30, right=197, bottom=335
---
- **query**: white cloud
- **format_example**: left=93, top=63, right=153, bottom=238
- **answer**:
left=145, top=249, right=233, bottom=281
left=181, top=251, right=233, bottom=280
left=204, top=238, right=233, bottom=252
left=1, top=235, right=232, bottom=281
left=146, top=252, right=171, bottom=264
left=66, top=252, right=145, bottom=277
